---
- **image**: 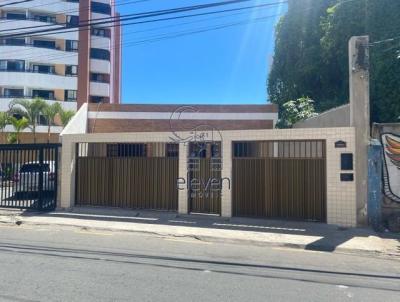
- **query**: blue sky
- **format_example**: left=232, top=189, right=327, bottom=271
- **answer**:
left=118, top=0, right=287, bottom=104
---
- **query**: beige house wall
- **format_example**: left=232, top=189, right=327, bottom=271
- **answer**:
left=60, top=127, right=357, bottom=227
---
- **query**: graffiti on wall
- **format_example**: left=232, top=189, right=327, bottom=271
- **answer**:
left=381, top=133, right=400, bottom=202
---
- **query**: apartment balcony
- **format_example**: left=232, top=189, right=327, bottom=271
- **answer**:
left=0, top=19, right=78, bottom=41
left=0, top=1, right=79, bottom=16
left=0, top=45, right=78, bottom=65
left=90, top=36, right=111, bottom=51
left=90, top=59, right=111, bottom=74
left=0, top=97, right=77, bottom=112
left=0, top=70, right=77, bottom=91
left=90, top=81, right=110, bottom=97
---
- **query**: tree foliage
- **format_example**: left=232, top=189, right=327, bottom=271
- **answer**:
left=3, top=99, right=75, bottom=144
left=276, top=97, right=318, bottom=128
left=8, top=116, right=29, bottom=144
left=268, top=0, right=400, bottom=123
left=0, top=112, right=10, bottom=143
left=42, top=102, right=62, bottom=143
left=9, top=98, right=47, bottom=143
left=59, top=110, right=75, bottom=127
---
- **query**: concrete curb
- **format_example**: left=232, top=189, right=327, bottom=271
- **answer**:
left=1, top=215, right=398, bottom=260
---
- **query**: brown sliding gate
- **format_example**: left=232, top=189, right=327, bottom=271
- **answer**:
left=76, top=143, right=178, bottom=211
left=232, top=140, right=326, bottom=222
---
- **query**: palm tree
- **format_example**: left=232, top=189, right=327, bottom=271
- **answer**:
left=9, top=98, right=47, bottom=143
left=59, top=109, right=75, bottom=127
left=42, top=102, right=62, bottom=143
left=0, top=112, right=10, bottom=144
left=9, top=117, right=29, bottom=144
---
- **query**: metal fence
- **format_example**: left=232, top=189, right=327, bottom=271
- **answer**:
left=0, top=144, right=60, bottom=210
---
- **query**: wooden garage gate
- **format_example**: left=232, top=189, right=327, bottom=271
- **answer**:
left=75, top=142, right=179, bottom=211
left=232, top=140, right=326, bottom=222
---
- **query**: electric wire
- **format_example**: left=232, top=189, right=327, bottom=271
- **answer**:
left=0, top=0, right=285, bottom=37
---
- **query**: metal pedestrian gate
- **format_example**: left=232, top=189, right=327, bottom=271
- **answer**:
left=188, top=142, right=222, bottom=215
left=0, top=144, right=60, bottom=211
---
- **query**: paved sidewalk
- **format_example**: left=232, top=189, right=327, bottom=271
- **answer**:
left=0, top=207, right=399, bottom=258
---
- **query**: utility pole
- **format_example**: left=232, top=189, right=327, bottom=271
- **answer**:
left=349, top=36, right=370, bottom=225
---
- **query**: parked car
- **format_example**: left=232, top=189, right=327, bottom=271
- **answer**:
left=13, top=161, right=56, bottom=195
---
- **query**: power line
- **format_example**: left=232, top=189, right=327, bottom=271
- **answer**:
left=0, top=1, right=287, bottom=61
left=0, top=0, right=33, bottom=8
left=0, top=0, right=286, bottom=63
left=121, top=14, right=283, bottom=48
left=0, top=0, right=285, bottom=37
left=0, top=4, right=281, bottom=58
left=0, top=0, right=152, bottom=27
left=1, top=0, right=287, bottom=39
left=0, top=0, right=255, bottom=34
left=0, top=12, right=284, bottom=64
left=370, top=35, right=400, bottom=46
left=0, top=1, right=285, bottom=59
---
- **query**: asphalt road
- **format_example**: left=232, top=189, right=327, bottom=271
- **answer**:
left=0, top=224, right=399, bottom=302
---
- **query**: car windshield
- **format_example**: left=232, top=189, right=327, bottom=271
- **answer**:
left=20, top=164, right=50, bottom=173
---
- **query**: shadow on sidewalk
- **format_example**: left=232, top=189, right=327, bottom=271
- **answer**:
left=12, top=206, right=400, bottom=254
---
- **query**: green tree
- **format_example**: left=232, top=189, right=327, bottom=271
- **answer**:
left=42, top=102, right=62, bottom=143
left=268, top=0, right=337, bottom=113
left=9, top=98, right=47, bottom=143
left=7, top=133, right=17, bottom=144
left=0, top=112, right=10, bottom=143
left=276, top=97, right=318, bottom=128
left=320, top=0, right=400, bottom=122
left=59, top=109, right=75, bottom=127
left=9, top=117, right=29, bottom=144
left=268, top=0, right=400, bottom=123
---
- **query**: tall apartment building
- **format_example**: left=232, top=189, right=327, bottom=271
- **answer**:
left=0, top=0, right=121, bottom=117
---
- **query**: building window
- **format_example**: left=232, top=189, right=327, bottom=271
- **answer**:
left=90, top=48, right=110, bottom=61
left=90, top=73, right=109, bottom=83
left=1, top=38, right=25, bottom=46
left=66, top=15, right=79, bottom=27
left=166, top=144, right=179, bottom=158
left=12, top=113, right=23, bottom=120
left=38, top=114, right=47, bottom=125
left=65, top=65, right=78, bottom=76
left=3, top=88, right=24, bottom=98
left=33, top=39, right=56, bottom=49
left=0, top=60, right=25, bottom=71
left=91, top=27, right=111, bottom=38
left=33, top=14, right=56, bottom=24
left=65, top=90, right=77, bottom=102
left=90, top=96, right=109, bottom=103
left=107, top=144, right=147, bottom=157
left=66, top=40, right=78, bottom=52
left=32, top=90, right=54, bottom=100
left=32, top=65, right=55, bottom=74
left=91, top=2, right=112, bottom=15
left=6, top=12, right=26, bottom=20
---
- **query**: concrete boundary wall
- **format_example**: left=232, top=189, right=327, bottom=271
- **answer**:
left=60, top=103, right=88, bottom=136
left=294, top=104, right=350, bottom=129
left=61, top=127, right=357, bottom=227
